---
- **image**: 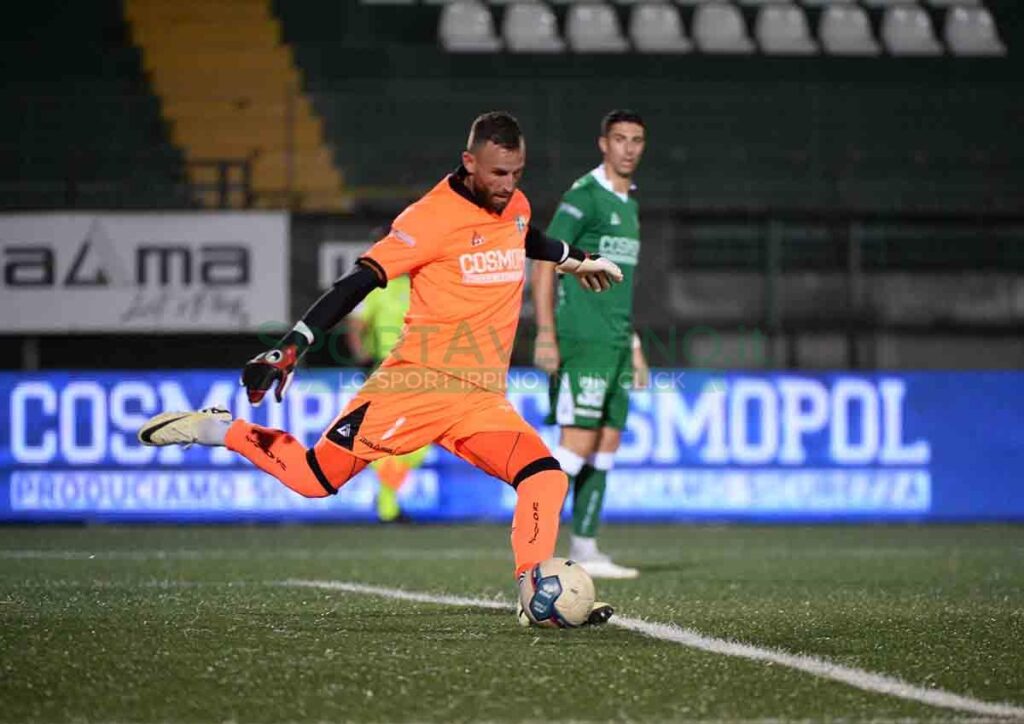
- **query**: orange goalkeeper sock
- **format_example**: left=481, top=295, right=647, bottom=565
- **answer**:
left=510, top=469, right=568, bottom=579
left=225, top=420, right=364, bottom=498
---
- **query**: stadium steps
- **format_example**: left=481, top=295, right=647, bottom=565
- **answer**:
left=123, top=0, right=348, bottom=210
left=0, top=1, right=189, bottom=210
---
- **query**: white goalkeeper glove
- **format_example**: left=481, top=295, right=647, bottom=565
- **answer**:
left=556, top=253, right=623, bottom=292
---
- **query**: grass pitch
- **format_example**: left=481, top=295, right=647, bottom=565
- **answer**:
left=1, top=524, right=1022, bottom=722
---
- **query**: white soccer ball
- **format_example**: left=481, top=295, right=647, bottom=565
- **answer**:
left=518, top=557, right=596, bottom=628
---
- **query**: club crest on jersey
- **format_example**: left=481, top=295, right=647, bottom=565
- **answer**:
left=610, top=211, right=621, bottom=226
left=471, top=232, right=485, bottom=247
left=515, top=215, right=527, bottom=234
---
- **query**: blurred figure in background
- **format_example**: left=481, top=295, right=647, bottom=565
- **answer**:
left=532, top=110, right=648, bottom=579
left=346, top=270, right=428, bottom=524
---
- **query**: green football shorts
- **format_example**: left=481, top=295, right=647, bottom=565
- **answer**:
left=545, top=340, right=632, bottom=430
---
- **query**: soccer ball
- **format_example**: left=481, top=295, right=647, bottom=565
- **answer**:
left=518, top=557, right=596, bottom=628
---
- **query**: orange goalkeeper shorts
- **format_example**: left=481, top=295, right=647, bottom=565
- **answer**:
left=315, top=362, right=537, bottom=467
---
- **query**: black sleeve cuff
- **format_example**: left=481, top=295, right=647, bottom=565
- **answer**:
left=525, top=226, right=570, bottom=263
left=356, top=257, right=388, bottom=288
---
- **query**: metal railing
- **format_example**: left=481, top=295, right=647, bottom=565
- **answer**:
left=185, top=157, right=254, bottom=209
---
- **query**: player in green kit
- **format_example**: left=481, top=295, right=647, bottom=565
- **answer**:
left=346, top=273, right=429, bottom=523
left=532, top=110, right=647, bottom=579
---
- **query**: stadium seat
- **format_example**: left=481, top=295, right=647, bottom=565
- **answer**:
left=819, top=4, right=881, bottom=55
left=861, top=0, right=910, bottom=6
left=925, top=0, right=979, bottom=5
left=755, top=4, right=818, bottom=54
left=629, top=3, right=693, bottom=52
left=693, top=2, right=755, bottom=53
left=566, top=4, right=630, bottom=52
left=944, top=6, right=1006, bottom=56
left=800, top=0, right=851, bottom=5
left=503, top=3, right=566, bottom=52
left=439, top=2, right=503, bottom=51
left=881, top=5, right=943, bottom=55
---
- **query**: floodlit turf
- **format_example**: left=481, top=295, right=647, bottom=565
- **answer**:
left=1, top=524, right=1022, bottom=722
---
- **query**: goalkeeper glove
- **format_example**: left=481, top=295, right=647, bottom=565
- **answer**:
left=556, top=253, right=624, bottom=292
left=241, top=324, right=313, bottom=406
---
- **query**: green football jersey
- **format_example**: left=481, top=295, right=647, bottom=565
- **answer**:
left=545, top=166, right=640, bottom=347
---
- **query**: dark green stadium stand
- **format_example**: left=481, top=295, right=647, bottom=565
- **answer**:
left=274, top=1, right=1024, bottom=216
left=0, top=0, right=189, bottom=209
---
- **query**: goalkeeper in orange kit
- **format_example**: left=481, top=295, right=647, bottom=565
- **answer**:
left=137, top=112, right=622, bottom=624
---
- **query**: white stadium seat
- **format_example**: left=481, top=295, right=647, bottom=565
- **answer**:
left=819, top=4, right=881, bottom=55
left=503, top=2, right=567, bottom=52
left=881, top=5, right=943, bottom=55
left=693, top=2, right=755, bottom=53
left=756, top=4, right=818, bottom=55
left=439, top=1, right=503, bottom=51
left=566, top=4, right=630, bottom=52
left=630, top=3, right=693, bottom=53
left=945, top=6, right=1006, bottom=56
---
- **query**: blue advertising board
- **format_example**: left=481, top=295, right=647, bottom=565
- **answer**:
left=1, top=370, right=1022, bottom=522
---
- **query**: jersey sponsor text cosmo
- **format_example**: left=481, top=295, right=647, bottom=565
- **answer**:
left=458, top=248, right=526, bottom=285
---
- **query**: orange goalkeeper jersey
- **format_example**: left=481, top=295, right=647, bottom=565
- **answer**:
left=360, top=170, right=531, bottom=393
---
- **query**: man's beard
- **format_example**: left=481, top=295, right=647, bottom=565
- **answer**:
left=488, top=194, right=509, bottom=214
left=481, top=189, right=510, bottom=214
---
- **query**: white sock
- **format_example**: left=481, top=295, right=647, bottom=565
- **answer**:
left=554, top=446, right=585, bottom=476
left=570, top=535, right=598, bottom=558
left=591, top=451, right=615, bottom=471
left=196, top=417, right=231, bottom=446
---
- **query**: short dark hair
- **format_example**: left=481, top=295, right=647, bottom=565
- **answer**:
left=601, top=109, right=645, bottom=137
left=467, top=111, right=523, bottom=151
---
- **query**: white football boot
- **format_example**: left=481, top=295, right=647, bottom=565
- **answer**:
left=575, top=554, right=639, bottom=580
left=570, top=538, right=639, bottom=580
left=137, top=407, right=232, bottom=447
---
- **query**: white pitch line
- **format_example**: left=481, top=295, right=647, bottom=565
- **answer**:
left=283, top=579, right=1024, bottom=720
left=285, top=579, right=510, bottom=611
left=0, top=548, right=500, bottom=562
